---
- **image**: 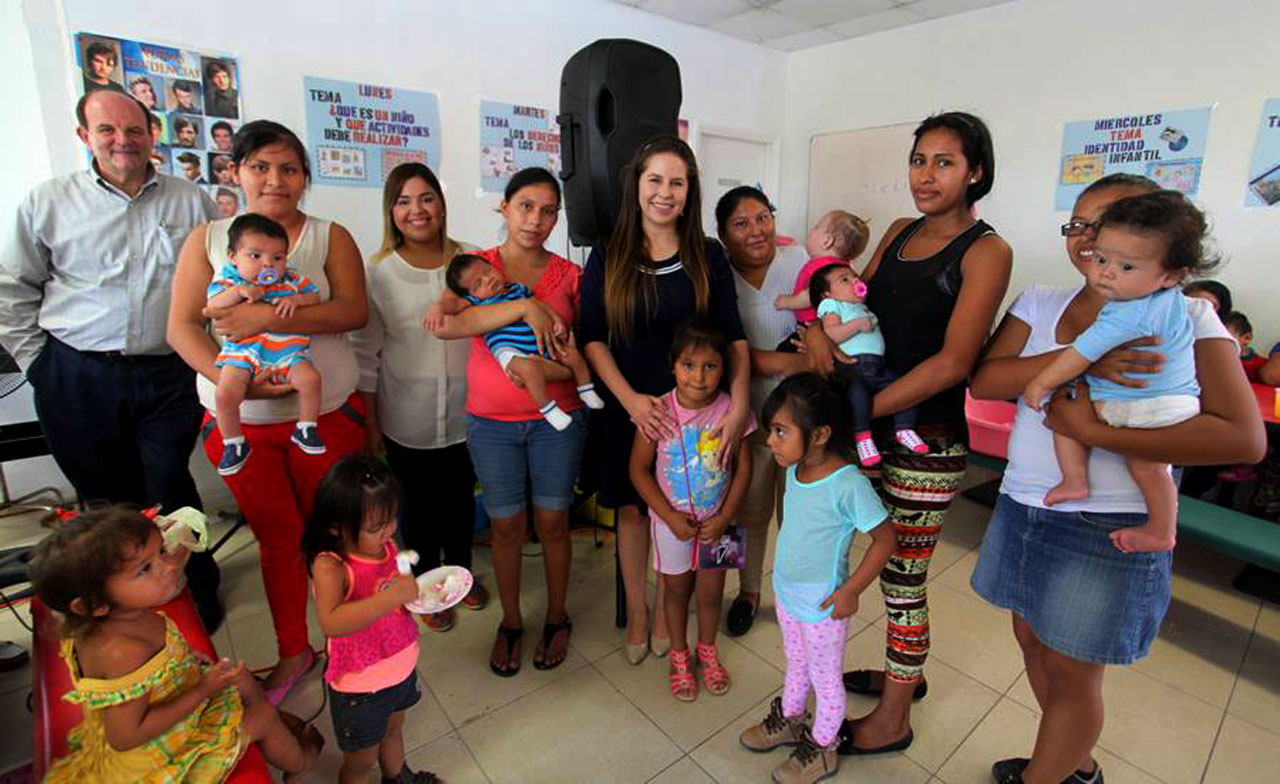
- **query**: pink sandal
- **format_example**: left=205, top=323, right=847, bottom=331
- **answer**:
left=265, top=647, right=317, bottom=706
left=669, top=648, right=698, bottom=702
left=696, top=642, right=731, bottom=696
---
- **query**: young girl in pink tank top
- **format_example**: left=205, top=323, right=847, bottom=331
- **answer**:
left=303, top=456, right=440, bottom=784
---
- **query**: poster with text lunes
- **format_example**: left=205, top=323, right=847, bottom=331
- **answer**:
left=73, top=32, right=242, bottom=190
left=303, top=76, right=440, bottom=188
left=1245, top=99, right=1280, bottom=207
left=479, top=100, right=561, bottom=193
left=1054, top=106, right=1213, bottom=210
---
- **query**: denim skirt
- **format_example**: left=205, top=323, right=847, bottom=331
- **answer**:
left=971, top=493, right=1172, bottom=665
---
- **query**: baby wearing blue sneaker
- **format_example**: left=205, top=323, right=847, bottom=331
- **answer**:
left=207, top=213, right=324, bottom=475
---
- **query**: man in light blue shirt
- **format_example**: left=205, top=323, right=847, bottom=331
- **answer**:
left=0, top=90, right=224, bottom=630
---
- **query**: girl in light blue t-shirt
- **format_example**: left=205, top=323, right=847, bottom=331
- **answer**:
left=738, top=374, right=895, bottom=780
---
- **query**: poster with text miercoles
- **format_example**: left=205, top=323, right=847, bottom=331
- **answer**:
left=1054, top=106, right=1213, bottom=210
left=74, top=32, right=243, bottom=213
left=303, top=76, right=440, bottom=188
left=1245, top=99, right=1280, bottom=207
left=479, top=101, right=561, bottom=193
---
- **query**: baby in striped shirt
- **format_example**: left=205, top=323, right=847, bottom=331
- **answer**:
left=206, top=213, right=324, bottom=475
left=433, top=253, right=603, bottom=430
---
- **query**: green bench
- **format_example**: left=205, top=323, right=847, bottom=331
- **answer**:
left=1177, top=495, right=1280, bottom=573
left=962, top=454, right=1280, bottom=572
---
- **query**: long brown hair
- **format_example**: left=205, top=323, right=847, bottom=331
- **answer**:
left=372, top=162, right=447, bottom=264
left=604, top=136, right=709, bottom=343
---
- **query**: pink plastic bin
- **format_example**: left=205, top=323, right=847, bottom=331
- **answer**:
left=965, top=391, right=1015, bottom=460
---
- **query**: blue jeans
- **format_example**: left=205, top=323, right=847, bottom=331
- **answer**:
left=834, top=354, right=916, bottom=432
left=466, top=411, right=587, bottom=519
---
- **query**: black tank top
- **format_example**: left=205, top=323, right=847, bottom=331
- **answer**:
left=864, top=217, right=996, bottom=437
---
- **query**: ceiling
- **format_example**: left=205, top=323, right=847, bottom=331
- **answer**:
left=609, top=0, right=1013, bottom=51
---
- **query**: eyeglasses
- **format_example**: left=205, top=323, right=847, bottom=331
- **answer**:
left=1060, top=219, right=1101, bottom=237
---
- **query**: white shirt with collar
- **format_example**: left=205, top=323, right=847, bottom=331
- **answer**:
left=0, top=164, right=217, bottom=370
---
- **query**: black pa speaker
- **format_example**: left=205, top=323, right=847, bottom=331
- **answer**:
left=557, top=39, right=681, bottom=247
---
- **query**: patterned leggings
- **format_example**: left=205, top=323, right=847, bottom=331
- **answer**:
left=778, top=604, right=849, bottom=746
left=878, top=438, right=967, bottom=683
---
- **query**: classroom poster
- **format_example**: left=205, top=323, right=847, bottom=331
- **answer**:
left=478, top=101, right=560, bottom=193
left=1245, top=99, right=1280, bottom=206
left=1054, top=106, right=1213, bottom=209
left=303, top=76, right=440, bottom=188
left=73, top=32, right=243, bottom=211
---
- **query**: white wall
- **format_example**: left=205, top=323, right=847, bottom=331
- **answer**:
left=5, top=0, right=786, bottom=501
left=24, top=0, right=787, bottom=258
left=779, top=0, right=1280, bottom=348
left=1, top=0, right=62, bottom=499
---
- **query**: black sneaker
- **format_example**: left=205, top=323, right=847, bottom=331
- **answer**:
left=218, top=441, right=251, bottom=475
left=991, top=757, right=1104, bottom=784
left=381, top=765, right=442, bottom=784
left=291, top=424, right=326, bottom=455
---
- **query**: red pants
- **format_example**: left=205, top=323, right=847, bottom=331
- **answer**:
left=203, top=394, right=365, bottom=658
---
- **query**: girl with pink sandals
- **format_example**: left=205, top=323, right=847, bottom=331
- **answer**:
left=629, top=319, right=753, bottom=701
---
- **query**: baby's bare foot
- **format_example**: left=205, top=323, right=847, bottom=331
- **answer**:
left=1110, top=527, right=1176, bottom=553
left=1044, top=482, right=1090, bottom=507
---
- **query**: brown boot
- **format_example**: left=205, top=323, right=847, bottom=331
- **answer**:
left=771, top=726, right=838, bottom=784
left=739, top=696, right=808, bottom=752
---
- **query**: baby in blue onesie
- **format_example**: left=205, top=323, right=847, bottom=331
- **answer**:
left=1024, top=190, right=1219, bottom=554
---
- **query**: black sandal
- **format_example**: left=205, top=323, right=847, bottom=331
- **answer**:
left=490, top=625, right=523, bottom=678
left=532, top=616, right=572, bottom=671
left=842, top=669, right=927, bottom=700
left=726, top=597, right=758, bottom=637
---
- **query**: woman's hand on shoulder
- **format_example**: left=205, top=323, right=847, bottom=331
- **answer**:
left=1088, top=336, right=1163, bottom=388
left=624, top=391, right=676, bottom=442
left=713, top=404, right=750, bottom=467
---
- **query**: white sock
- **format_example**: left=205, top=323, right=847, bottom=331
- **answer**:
left=296, top=421, right=316, bottom=431
left=539, top=402, right=572, bottom=431
left=224, top=435, right=245, bottom=446
left=577, top=383, right=605, bottom=409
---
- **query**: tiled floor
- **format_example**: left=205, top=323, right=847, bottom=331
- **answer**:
left=5, top=463, right=1280, bottom=782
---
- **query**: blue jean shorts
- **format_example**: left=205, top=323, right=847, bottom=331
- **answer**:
left=970, top=494, right=1172, bottom=665
left=466, top=410, right=587, bottom=520
left=327, top=669, right=421, bottom=752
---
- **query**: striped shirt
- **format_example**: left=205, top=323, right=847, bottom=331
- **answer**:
left=467, top=282, right=543, bottom=358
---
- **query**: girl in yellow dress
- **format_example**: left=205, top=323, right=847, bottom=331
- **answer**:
left=30, top=506, right=323, bottom=782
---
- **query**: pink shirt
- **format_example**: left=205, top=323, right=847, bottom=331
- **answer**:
left=319, top=542, right=420, bottom=692
left=465, top=247, right=584, bottom=421
left=789, top=255, right=847, bottom=323
left=652, top=390, right=756, bottom=526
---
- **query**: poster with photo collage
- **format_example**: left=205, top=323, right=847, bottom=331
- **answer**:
left=74, top=32, right=245, bottom=218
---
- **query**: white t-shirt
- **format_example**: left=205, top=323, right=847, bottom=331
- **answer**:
left=730, top=243, right=808, bottom=413
left=999, top=284, right=1231, bottom=513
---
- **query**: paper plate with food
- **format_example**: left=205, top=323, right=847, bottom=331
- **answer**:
left=405, top=565, right=473, bottom=614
